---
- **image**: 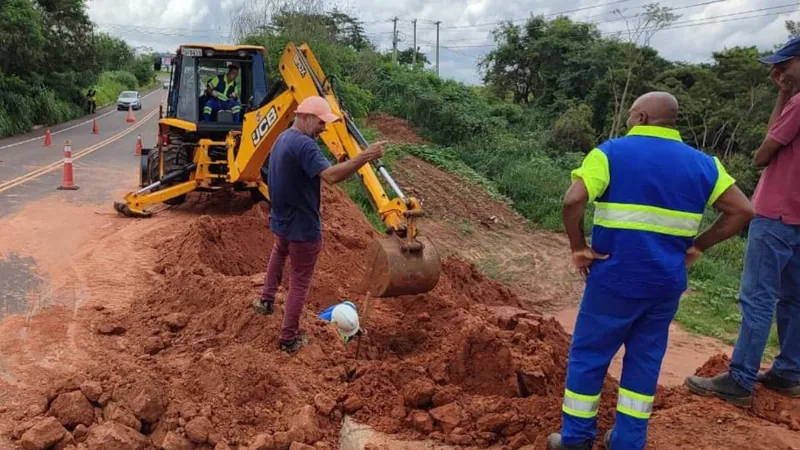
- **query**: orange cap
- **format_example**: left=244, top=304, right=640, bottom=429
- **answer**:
left=296, top=96, right=339, bottom=123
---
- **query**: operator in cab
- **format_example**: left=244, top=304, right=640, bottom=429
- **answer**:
left=251, top=96, right=387, bottom=353
left=202, top=64, right=242, bottom=122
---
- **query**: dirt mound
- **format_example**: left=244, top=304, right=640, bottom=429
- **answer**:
left=367, top=112, right=425, bottom=145
left=108, top=185, right=567, bottom=448
left=7, top=185, right=576, bottom=448
left=5, top=184, right=800, bottom=450
left=655, top=354, right=800, bottom=434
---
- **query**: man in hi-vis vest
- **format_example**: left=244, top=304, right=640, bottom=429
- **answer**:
left=547, top=92, right=754, bottom=450
left=203, top=65, right=241, bottom=122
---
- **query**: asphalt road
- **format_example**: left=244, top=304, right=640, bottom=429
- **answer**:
left=0, top=87, right=166, bottom=319
left=0, top=88, right=166, bottom=218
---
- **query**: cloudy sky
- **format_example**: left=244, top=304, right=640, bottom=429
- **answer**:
left=87, top=0, right=800, bottom=84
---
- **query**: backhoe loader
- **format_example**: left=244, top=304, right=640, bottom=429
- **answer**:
left=113, top=42, right=440, bottom=298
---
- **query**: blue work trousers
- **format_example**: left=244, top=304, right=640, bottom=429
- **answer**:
left=730, top=215, right=800, bottom=390
left=202, top=97, right=241, bottom=122
left=561, top=282, right=679, bottom=450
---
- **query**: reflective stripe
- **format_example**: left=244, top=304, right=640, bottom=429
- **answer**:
left=616, top=388, right=654, bottom=420
left=593, top=202, right=702, bottom=237
left=626, top=125, right=682, bottom=141
left=562, top=389, right=600, bottom=419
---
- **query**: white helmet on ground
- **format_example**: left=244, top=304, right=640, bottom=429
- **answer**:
left=331, top=301, right=360, bottom=340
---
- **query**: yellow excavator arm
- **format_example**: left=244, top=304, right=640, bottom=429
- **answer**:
left=114, top=42, right=440, bottom=297
left=230, top=43, right=415, bottom=237
left=232, top=43, right=440, bottom=297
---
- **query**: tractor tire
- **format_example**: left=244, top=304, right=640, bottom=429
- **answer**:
left=162, top=131, right=193, bottom=181
left=150, top=131, right=192, bottom=206
left=147, top=148, right=160, bottom=185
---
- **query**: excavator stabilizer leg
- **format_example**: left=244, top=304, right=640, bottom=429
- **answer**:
left=113, top=179, right=198, bottom=218
left=364, top=234, right=441, bottom=298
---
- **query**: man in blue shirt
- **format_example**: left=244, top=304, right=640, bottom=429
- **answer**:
left=252, top=96, right=386, bottom=353
left=547, top=92, right=754, bottom=450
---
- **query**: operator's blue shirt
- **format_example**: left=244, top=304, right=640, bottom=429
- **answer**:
left=268, top=128, right=331, bottom=242
left=572, top=125, right=736, bottom=299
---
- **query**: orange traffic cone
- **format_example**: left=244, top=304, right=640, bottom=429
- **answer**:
left=44, top=129, right=52, bottom=147
left=58, top=141, right=79, bottom=190
left=92, top=118, right=99, bottom=134
left=134, top=134, right=143, bottom=156
left=126, top=104, right=136, bottom=123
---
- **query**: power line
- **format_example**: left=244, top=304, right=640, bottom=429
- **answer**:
left=421, top=0, right=638, bottom=31
left=581, top=0, right=730, bottom=25
left=424, top=0, right=730, bottom=35
left=603, top=3, right=799, bottom=34
left=97, top=23, right=230, bottom=39
left=444, top=5, right=799, bottom=49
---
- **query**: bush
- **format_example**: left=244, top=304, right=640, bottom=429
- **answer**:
left=335, top=80, right=372, bottom=118
left=94, top=70, right=138, bottom=106
left=496, top=155, right=573, bottom=229
left=548, top=103, right=596, bottom=154
left=0, top=68, right=142, bottom=138
left=724, top=152, right=762, bottom=198
left=127, top=55, right=156, bottom=87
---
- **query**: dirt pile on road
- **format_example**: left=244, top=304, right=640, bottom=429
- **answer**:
left=7, top=185, right=594, bottom=449
left=5, top=185, right=800, bottom=449
left=102, top=186, right=586, bottom=449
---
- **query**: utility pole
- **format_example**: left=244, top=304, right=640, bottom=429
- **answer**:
left=435, top=21, right=441, bottom=76
left=392, top=17, right=398, bottom=65
left=412, top=19, right=417, bottom=67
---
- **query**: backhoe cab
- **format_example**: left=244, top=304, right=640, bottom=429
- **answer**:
left=114, top=42, right=440, bottom=298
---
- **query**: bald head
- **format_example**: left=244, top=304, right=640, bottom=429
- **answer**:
left=626, top=91, right=679, bottom=129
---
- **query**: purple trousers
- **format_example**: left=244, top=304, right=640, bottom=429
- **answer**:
left=260, top=234, right=322, bottom=344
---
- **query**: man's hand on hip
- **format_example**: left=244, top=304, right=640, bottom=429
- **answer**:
left=685, top=245, right=703, bottom=268
left=571, top=247, right=609, bottom=279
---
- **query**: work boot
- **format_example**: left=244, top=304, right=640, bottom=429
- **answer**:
left=546, top=433, right=593, bottom=450
left=280, top=334, right=308, bottom=353
left=252, top=298, right=274, bottom=315
left=684, top=372, right=752, bottom=407
left=756, top=370, right=800, bottom=397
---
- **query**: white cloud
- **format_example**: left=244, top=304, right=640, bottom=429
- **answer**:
left=87, top=0, right=800, bottom=84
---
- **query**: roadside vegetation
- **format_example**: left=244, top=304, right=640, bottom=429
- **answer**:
left=0, top=0, right=158, bottom=138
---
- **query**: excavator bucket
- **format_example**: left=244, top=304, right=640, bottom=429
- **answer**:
left=363, top=234, right=441, bottom=298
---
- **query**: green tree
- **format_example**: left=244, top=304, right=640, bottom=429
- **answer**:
left=397, top=47, right=429, bottom=67
left=0, top=0, right=46, bottom=77
left=710, top=46, right=773, bottom=159
left=606, top=3, right=679, bottom=137
left=127, top=54, right=156, bottom=86
left=480, top=16, right=602, bottom=105
left=94, top=33, right=133, bottom=72
left=786, top=20, right=800, bottom=39
left=35, top=0, right=97, bottom=100
left=328, top=8, right=372, bottom=51
left=548, top=103, right=597, bottom=154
